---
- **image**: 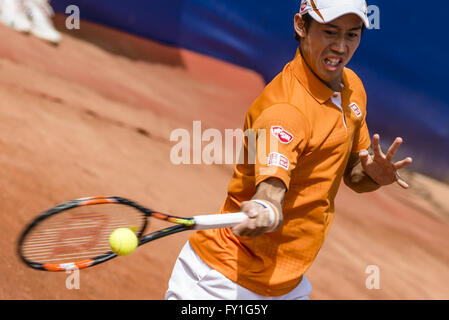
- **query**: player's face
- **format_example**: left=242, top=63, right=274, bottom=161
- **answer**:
left=295, top=14, right=363, bottom=90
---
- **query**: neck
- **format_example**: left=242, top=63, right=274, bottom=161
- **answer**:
left=327, top=77, right=343, bottom=92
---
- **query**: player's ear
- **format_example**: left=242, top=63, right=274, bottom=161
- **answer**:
left=294, top=13, right=307, bottom=38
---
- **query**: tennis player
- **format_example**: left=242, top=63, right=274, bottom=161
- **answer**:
left=166, top=0, right=413, bottom=300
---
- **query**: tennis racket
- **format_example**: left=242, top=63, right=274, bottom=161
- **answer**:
left=17, top=196, right=256, bottom=272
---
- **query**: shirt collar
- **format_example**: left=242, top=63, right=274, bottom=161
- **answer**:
left=291, top=47, right=350, bottom=104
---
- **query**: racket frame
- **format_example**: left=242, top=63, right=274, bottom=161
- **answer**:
left=17, top=196, right=193, bottom=271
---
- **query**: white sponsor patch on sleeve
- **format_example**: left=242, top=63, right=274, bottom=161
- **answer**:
left=349, top=103, right=362, bottom=118
left=267, top=152, right=289, bottom=170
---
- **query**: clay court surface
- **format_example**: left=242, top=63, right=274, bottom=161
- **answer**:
left=1, top=17, right=448, bottom=299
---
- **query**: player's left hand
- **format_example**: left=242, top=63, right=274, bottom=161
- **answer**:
left=359, top=134, right=413, bottom=189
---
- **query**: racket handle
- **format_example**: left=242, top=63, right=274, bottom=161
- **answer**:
left=192, top=212, right=248, bottom=230
left=192, top=209, right=276, bottom=231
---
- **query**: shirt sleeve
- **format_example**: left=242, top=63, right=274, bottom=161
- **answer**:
left=250, top=104, right=309, bottom=190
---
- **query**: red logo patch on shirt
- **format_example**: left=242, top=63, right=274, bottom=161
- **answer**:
left=267, top=152, right=289, bottom=170
left=349, top=103, right=362, bottom=118
left=271, top=126, right=294, bottom=144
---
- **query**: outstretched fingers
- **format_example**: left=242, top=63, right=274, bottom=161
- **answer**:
left=385, top=137, right=403, bottom=161
left=395, top=171, right=410, bottom=189
left=372, top=134, right=384, bottom=158
left=394, top=157, right=413, bottom=170
left=394, top=156, right=413, bottom=189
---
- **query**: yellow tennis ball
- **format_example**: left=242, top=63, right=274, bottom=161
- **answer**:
left=109, top=228, right=138, bottom=256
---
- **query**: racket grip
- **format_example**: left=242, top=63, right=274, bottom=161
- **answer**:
left=192, top=208, right=276, bottom=231
left=192, top=212, right=248, bottom=230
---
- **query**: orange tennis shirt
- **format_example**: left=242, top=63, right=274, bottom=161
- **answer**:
left=189, top=48, right=372, bottom=296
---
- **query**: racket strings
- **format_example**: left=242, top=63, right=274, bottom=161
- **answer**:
left=21, top=204, right=146, bottom=264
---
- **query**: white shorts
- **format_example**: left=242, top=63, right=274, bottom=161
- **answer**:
left=165, top=241, right=312, bottom=300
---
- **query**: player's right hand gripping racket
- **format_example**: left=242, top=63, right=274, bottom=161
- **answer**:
left=17, top=196, right=273, bottom=272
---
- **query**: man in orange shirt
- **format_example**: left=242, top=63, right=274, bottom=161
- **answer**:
left=166, top=0, right=413, bottom=300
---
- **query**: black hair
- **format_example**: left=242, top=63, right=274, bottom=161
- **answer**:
left=294, top=13, right=366, bottom=42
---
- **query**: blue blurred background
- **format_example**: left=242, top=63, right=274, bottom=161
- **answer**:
left=53, top=0, right=448, bottom=182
